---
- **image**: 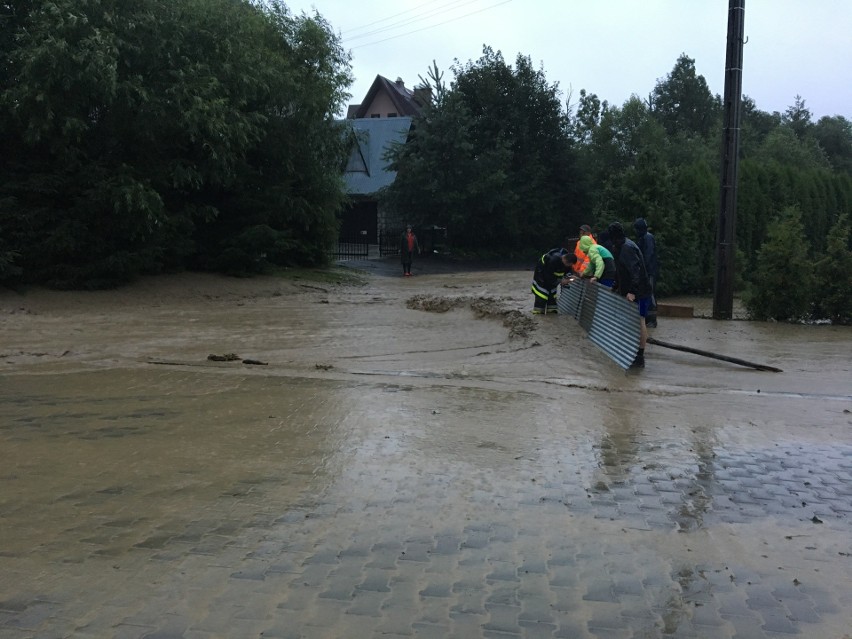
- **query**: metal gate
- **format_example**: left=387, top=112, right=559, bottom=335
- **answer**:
left=330, top=229, right=369, bottom=260
left=379, top=229, right=401, bottom=257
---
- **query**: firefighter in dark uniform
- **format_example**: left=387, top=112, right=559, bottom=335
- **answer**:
left=531, top=248, right=574, bottom=314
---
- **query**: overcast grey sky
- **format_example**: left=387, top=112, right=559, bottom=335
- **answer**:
left=284, top=0, right=851, bottom=121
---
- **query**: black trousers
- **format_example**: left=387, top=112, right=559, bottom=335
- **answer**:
left=402, top=252, right=414, bottom=273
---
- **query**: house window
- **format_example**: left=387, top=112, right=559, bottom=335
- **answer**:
left=370, top=113, right=381, bottom=118
left=387, top=112, right=397, bottom=117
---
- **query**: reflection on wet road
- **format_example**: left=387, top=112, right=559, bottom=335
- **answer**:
left=1, top=268, right=851, bottom=638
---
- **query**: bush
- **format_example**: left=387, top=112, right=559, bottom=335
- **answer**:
left=745, top=206, right=814, bottom=321
left=811, top=214, right=852, bottom=324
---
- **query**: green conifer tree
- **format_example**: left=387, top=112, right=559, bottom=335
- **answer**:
left=811, top=214, right=852, bottom=324
left=745, top=206, right=814, bottom=321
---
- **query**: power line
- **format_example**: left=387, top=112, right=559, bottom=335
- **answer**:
left=341, top=0, right=474, bottom=37
left=343, top=0, right=484, bottom=44
left=348, top=0, right=513, bottom=50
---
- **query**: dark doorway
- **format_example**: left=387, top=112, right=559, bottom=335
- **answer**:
left=341, top=201, right=378, bottom=244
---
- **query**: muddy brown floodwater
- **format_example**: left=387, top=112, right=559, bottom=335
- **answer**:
left=1, top=260, right=851, bottom=639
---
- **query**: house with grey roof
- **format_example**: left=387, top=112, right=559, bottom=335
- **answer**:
left=339, top=75, right=431, bottom=244
left=340, top=116, right=412, bottom=243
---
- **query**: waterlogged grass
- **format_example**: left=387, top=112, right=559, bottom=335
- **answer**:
left=271, top=265, right=368, bottom=287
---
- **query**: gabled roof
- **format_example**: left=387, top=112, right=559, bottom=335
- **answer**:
left=342, top=117, right=413, bottom=196
left=351, top=75, right=424, bottom=119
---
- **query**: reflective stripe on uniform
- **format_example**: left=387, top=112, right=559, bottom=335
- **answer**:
left=531, top=280, right=557, bottom=299
left=531, top=283, right=549, bottom=299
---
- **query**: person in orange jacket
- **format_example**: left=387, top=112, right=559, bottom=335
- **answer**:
left=572, top=224, right=596, bottom=277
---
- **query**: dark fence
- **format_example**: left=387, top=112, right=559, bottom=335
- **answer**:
left=382, top=226, right=448, bottom=257
left=329, top=229, right=369, bottom=260
left=379, top=229, right=401, bottom=257
left=331, top=227, right=448, bottom=261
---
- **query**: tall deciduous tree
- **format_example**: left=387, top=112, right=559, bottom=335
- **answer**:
left=565, top=50, right=852, bottom=307
left=0, top=0, right=352, bottom=287
left=569, top=89, right=603, bottom=145
left=740, top=96, right=782, bottom=158
left=758, top=127, right=829, bottom=170
left=582, top=93, right=716, bottom=295
left=812, top=115, right=852, bottom=173
left=650, top=54, right=720, bottom=139
left=383, top=47, right=583, bottom=254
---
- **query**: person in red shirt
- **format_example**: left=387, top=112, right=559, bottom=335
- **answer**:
left=400, top=225, right=420, bottom=276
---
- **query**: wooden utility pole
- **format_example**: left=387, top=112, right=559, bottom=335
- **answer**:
left=713, top=0, right=746, bottom=319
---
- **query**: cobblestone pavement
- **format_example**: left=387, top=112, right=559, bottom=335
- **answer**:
left=1, top=268, right=851, bottom=639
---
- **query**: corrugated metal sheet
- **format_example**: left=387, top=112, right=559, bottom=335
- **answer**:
left=559, top=280, right=584, bottom=319
left=558, top=279, right=640, bottom=369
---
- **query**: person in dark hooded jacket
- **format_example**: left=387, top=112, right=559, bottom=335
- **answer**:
left=633, top=218, right=658, bottom=327
left=609, top=222, right=651, bottom=368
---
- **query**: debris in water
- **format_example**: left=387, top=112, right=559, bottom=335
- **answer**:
left=208, top=353, right=240, bottom=361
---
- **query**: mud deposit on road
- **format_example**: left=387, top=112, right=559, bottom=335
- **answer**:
left=407, top=293, right=536, bottom=339
left=1, top=263, right=851, bottom=638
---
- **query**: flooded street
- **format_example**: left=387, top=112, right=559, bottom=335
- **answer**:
left=1, top=261, right=851, bottom=639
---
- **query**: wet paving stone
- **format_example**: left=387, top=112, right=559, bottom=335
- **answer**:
left=3, top=351, right=852, bottom=639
